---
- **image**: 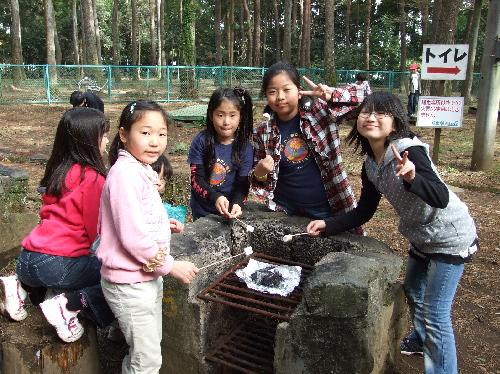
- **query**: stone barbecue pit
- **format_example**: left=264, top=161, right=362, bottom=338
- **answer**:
left=160, top=203, right=407, bottom=374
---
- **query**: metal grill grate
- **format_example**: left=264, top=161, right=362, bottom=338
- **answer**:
left=205, top=316, right=277, bottom=374
left=197, top=252, right=314, bottom=321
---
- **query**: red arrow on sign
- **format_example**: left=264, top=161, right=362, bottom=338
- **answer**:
left=427, top=66, right=461, bottom=75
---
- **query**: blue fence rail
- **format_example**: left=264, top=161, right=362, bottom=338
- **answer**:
left=0, top=64, right=481, bottom=104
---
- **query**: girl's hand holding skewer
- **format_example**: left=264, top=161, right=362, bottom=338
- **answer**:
left=215, top=196, right=231, bottom=218
left=299, top=76, right=333, bottom=102
left=170, top=261, right=199, bottom=284
left=391, top=144, right=416, bottom=183
left=306, top=220, right=326, bottom=237
left=229, top=203, right=242, bottom=219
left=169, top=218, right=184, bottom=233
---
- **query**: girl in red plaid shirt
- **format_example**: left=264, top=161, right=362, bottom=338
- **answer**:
left=251, top=61, right=363, bottom=234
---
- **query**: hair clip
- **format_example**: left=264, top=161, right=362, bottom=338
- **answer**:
left=130, top=102, right=136, bottom=114
left=233, top=87, right=246, bottom=104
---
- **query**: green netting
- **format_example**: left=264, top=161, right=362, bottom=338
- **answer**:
left=0, top=64, right=481, bottom=105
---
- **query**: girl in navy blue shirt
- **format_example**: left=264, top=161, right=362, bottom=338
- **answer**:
left=188, top=87, right=253, bottom=220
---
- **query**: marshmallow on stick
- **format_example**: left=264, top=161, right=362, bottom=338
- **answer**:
left=233, top=217, right=255, bottom=232
left=282, top=233, right=309, bottom=242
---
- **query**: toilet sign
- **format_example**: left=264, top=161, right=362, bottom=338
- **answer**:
left=417, top=96, right=464, bottom=128
left=421, top=44, right=469, bottom=80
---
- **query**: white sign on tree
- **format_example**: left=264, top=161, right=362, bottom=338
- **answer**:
left=421, top=44, right=469, bottom=80
left=417, top=96, right=464, bottom=128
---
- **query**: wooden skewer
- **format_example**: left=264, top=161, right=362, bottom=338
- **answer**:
left=233, top=217, right=255, bottom=232
left=198, top=247, right=253, bottom=271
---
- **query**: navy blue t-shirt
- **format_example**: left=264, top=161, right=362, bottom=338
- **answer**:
left=273, top=116, right=329, bottom=208
left=188, top=131, right=253, bottom=217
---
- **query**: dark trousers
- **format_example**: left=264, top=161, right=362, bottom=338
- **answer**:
left=16, top=249, right=114, bottom=328
left=408, top=90, right=420, bottom=115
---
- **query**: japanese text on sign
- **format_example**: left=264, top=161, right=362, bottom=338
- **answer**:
left=417, top=96, right=464, bottom=128
left=421, top=44, right=469, bottom=80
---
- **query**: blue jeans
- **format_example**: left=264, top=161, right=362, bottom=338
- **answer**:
left=16, top=249, right=114, bottom=328
left=273, top=199, right=332, bottom=219
left=404, top=254, right=464, bottom=374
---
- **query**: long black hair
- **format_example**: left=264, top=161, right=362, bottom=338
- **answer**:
left=40, top=107, right=109, bottom=196
left=108, top=100, right=169, bottom=166
left=203, top=87, right=253, bottom=174
left=345, top=92, right=413, bottom=158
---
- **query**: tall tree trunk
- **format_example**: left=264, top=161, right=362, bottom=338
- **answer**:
left=428, top=0, right=462, bottom=163
left=283, top=0, right=292, bottom=61
left=462, top=6, right=474, bottom=43
left=9, top=0, right=25, bottom=81
left=355, top=1, right=360, bottom=45
left=160, top=0, right=166, bottom=66
left=345, top=0, right=351, bottom=49
left=253, top=0, right=261, bottom=66
left=272, top=0, right=281, bottom=60
left=228, top=0, right=235, bottom=66
left=242, top=0, right=253, bottom=66
left=419, top=0, right=430, bottom=44
left=363, top=0, right=372, bottom=70
left=300, top=0, right=311, bottom=67
left=399, top=0, right=407, bottom=71
left=79, top=0, right=87, bottom=65
left=149, top=0, right=156, bottom=66
left=45, top=0, right=57, bottom=83
left=181, top=0, right=196, bottom=65
left=156, top=0, right=162, bottom=76
left=82, top=0, right=98, bottom=65
left=461, top=0, right=483, bottom=104
left=54, top=25, right=62, bottom=64
left=215, top=0, right=222, bottom=65
left=91, top=0, right=102, bottom=64
left=324, top=0, right=336, bottom=85
left=131, top=0, right=138, bottom=66
left=72, top=0, right=80, bottom=66
left=112, top=0, right=120, bottom=66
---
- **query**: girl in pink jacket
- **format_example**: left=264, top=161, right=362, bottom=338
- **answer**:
left=97, top=101, right=198, bottom=373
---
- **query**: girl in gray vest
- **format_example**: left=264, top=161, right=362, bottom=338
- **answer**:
left=306, top=92, right=477, bottom=374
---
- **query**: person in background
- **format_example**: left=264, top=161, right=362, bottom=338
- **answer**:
left=70, top=90, right=105, bottom=113
left=98, top=100, right=198, bottom=373
left=407, top=64, right=421, bottom=117
left=0, top=107, right=113, bottom=343
left=188, top=87, right=254, bottom=221
left=306, top=92, right=478, bottom=374
left=353, top=72, right=372, bottom=103
left=151, top=153, right=173, bottom=195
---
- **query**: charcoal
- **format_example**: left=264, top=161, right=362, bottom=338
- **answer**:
left=250, top=266, right=284, bottom=288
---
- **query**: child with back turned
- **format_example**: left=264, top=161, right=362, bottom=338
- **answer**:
left=97, top=100, right=198, bottom=373
left=252, top=61, right=363, bottom=234
left=306, top=92, right=478, bottom=374
left=188, top=87, right=254, bottom=220
left=0, top=107, right=113, bottom=343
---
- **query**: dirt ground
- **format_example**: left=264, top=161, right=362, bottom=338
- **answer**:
left=0, top=103, right=498, bottom=373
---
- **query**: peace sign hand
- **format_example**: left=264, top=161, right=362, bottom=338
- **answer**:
left=391, top=144, right=416, bottom=183
left=299, top=76, right=333, bottom=101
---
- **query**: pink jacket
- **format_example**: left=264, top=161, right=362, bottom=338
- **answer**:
left=97, top=150, right=174, bottom=284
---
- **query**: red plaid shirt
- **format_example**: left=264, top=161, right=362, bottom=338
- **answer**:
left=251, top=84, right=364, bottom=234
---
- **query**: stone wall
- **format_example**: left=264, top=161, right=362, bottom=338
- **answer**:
left=0, top=165, right=38, bottom=267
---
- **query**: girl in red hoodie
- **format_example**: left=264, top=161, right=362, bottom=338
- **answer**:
left=0, top=107, right=114, bottom=343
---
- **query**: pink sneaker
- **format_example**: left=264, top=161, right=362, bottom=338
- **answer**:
left=39, top=294, right=84, bottom=343
left=0, top=275, right=28, bottom=321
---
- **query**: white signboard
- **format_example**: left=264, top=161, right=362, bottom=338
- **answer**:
left=421, top=44, right=469, bottom=80
left=417, top=96, right=464, bottom=128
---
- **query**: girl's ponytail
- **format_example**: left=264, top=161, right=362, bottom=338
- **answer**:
left=233, top=87, right=253, bottom=142
left=108, top=135, right=121, bottom=166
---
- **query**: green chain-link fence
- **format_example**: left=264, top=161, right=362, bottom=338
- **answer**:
left=0, top=64, right=481, bottom=104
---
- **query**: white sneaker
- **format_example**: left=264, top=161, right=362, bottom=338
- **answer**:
left=39, top=294, right=84, bottom=343
left=0, top=275, right=28, bottom=321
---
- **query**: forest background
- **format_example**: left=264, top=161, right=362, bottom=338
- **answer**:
left=0, top=0, right=491, bottom=79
